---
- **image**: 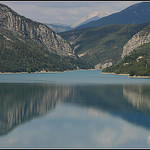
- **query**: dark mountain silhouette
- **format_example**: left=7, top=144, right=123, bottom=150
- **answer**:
left=75, top=2, right=150, bottom=30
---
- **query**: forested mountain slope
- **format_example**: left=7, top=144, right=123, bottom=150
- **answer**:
left=102, top=24, right=150, bottom=76
left=0, top=4, right=87, bottom=72
left=60, top=23, right=149, bottom=69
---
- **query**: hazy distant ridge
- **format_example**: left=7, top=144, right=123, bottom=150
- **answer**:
left=74, top=2, right=150, bottom=30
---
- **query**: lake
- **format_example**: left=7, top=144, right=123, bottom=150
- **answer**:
left=0, top=70, right=150, bottom=148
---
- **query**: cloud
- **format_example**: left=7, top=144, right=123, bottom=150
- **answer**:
left=0, top=1, right=141, bottom=25
left=0, top=103, right=149, bottom=148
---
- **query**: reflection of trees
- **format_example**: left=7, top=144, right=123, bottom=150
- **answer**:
left=123, top=85, right=150, bottom=111
left=68, top=85, right=131, bottom=112
left=1, top=83, right=150, bottom=136
left=68, top=84, right=150, bottom=130
left=0, top=83, right=72, bottom=135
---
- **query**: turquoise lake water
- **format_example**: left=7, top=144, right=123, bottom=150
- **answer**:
left=0, top=70, right=150, bottom=148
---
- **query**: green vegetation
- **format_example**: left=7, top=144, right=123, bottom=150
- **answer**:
left=60, top=23, right=148, bottom=68
left=1, top=23, right=148, bottom=73
left=102, top=43, right=150, bottom=76
left=0, top=28, right=88, bottom=73
left=1, top=3, right=150, bottom=74
left=0, top=4, right=91, bottom=73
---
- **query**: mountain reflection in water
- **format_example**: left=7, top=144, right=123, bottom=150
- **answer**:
left=0, top=83, right=71, bottom=135
left=0, top=83, right=150, bottom=136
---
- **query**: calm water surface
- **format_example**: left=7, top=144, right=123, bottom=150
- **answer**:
left=0, top=70, right=150, bottom=148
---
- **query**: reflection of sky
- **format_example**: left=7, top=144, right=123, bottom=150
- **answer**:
left=0, top=104, right=150, bottom=148
left=1, top=70, right=150, bottom=148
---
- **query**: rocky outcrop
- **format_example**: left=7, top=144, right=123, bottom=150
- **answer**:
left=0, top=4, right=75, bottom=57
left=122, top=28, right=150, bottom=58
left=95, top=62, right=112, bottom=69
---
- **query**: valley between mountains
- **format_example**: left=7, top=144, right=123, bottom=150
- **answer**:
left=0, top=2, right=150, bottom=76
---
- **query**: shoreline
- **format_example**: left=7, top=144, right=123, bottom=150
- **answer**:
left=101, top=72, right=129, bottom=76
left=102, top=71, right=150, bottom=79
left=130, top=75, right=150, bottom=78
left=0, top=68, right=97, bottom=75
left=1, top=69, right=150, bottom=78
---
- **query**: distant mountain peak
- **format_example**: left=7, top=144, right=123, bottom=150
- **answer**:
left=74, top=2, right=150, bottom=30
left=71, top=10, right=111, bottom=28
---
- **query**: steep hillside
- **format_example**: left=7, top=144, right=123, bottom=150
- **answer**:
left=122, top=24, right=150, bottom=58
left=102, top=24, right=150, bottom=76
left=74, top=2, right=150, bottom=30
left=0, top=4, right=75, bottom=57
left=0, top=4, right=89, bottom=72
left=0, top=27, right=79, bottom=72
left=60, top=23, right=148, bottom=69
left=102, top=43, right=150, bottom=76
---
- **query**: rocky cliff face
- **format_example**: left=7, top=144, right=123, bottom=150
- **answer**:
left=122, top=25, right=150, bottom=58
left=0, top=4, right=75, bottom=57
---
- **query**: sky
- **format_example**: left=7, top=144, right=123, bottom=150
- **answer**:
left=0, top=1, right=141, bottom=26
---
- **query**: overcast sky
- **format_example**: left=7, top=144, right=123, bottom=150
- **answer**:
left=1, top=1, right=141, bottom=26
